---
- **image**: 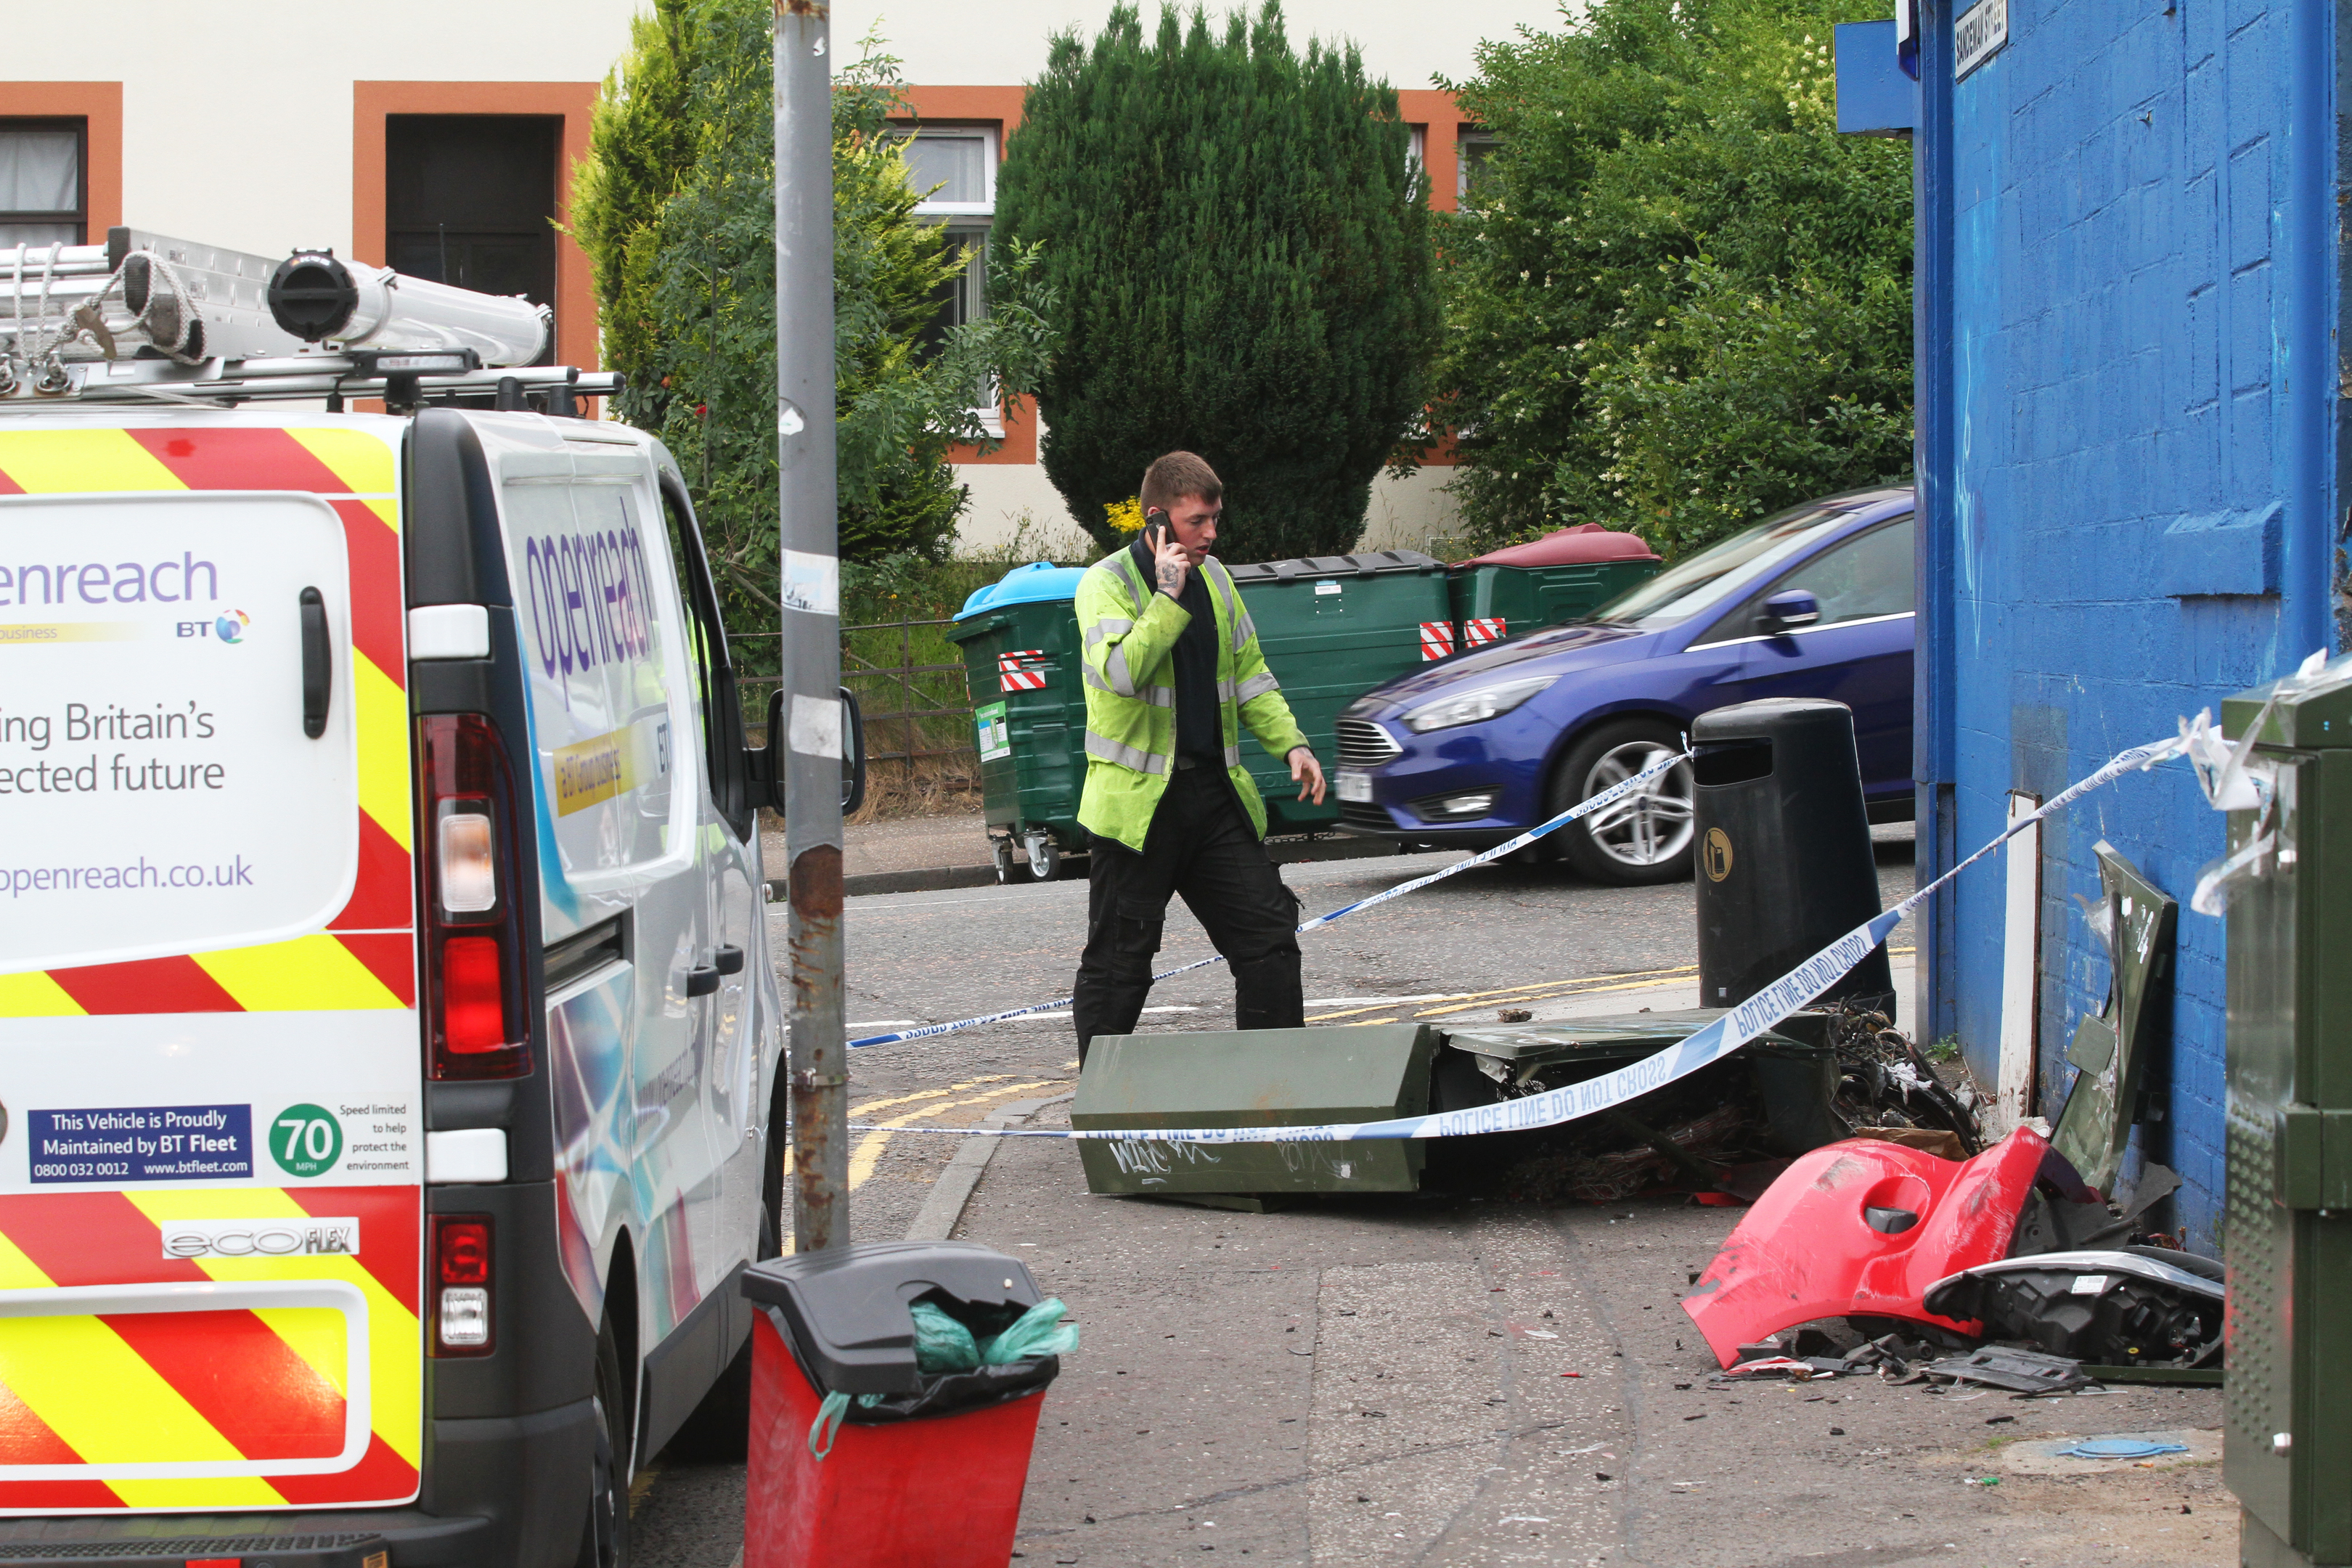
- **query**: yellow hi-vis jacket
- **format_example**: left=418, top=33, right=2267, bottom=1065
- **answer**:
left=1075, top=547, right=1310, bottom=853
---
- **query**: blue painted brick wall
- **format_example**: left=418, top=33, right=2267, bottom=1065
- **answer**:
left=1922, top=0, right=2335, bottom=1252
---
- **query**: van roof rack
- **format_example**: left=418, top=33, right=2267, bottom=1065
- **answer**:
left=0, top=226, right=619, bottom=415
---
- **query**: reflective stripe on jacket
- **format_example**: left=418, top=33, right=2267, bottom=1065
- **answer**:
left=1075, top=549, right=1310, bottom=852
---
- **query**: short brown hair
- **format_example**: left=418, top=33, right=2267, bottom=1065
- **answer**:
left=1139, top=451, right=1222, bottom=515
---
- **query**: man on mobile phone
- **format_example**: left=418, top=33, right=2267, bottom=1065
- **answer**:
left=1070, top=450, right=1328, bottom=1062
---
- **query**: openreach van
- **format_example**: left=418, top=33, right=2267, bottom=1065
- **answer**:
left=0, top=231, right=801, bottom=1568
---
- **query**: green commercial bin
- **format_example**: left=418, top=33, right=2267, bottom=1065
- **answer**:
left=1228, top=550, right=1453, bottom=835
left=951, top=549, right=1459, bottom=866
left=949, top=563, right=1090, bottom=881
left=1074, top=1024, right=1438, bottom=1196
left=1447, top=523, right=1661, bottom=650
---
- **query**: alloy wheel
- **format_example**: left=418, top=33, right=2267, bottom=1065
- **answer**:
left=1580, top=742, right=1696, bottom=868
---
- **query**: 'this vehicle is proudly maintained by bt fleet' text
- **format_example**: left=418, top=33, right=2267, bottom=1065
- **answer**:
left=1332, top=487, right=1916, bottom=885
left=0, top=230, right=812, bottom=1568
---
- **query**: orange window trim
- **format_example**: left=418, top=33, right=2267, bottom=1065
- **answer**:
left=352, top=83, right=601, bottom=377
left=0, top=83, right=122, bottom=237
left=891, top=87, right=1030, bottom=464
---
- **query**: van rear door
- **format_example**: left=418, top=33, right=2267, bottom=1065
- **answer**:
left=0, top=418, right=422, bottom=1513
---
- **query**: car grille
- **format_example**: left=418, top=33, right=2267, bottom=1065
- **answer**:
left=1340, top=801, right=1396, bottom=833
left=1334, top=717, right=1402, bottom=769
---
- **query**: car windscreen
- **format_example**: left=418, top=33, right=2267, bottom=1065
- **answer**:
left=1588, top=504, right=1857, bottom=629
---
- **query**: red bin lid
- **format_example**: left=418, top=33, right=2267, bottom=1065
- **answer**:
left=1461, top=523, right=1659, bottom=568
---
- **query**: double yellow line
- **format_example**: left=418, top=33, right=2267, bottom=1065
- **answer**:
left=844, top=1076, right=1069, bottom=1190
left=1306, top=947, right=1917, bottom=1026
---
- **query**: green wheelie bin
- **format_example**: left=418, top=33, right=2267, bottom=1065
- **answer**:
left=1447, top=523, right=1660, bottom=650
left=1226, top=550, right=1453, bottom=836
left=949, top=563, right=1091, bottom=881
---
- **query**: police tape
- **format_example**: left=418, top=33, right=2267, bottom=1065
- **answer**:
left=854, top=730, right=2192, bottom=1142
left=846, top=744, right=1694, bottom=1049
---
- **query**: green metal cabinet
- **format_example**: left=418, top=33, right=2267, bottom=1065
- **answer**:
left=1228, top=551, right=1452, bottom=835
left=2221, top=671, right=2352, bottom=1566
left=1073, top=1024, right=1437, bottom=1196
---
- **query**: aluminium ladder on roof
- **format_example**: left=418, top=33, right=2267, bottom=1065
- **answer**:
left=0, top=226, right=598, bottom=410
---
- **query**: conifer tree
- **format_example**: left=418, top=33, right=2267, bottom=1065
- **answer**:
left=994, top=2, right=1437, bottom=561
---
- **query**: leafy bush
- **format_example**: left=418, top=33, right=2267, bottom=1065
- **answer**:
left=573, top=5, right=1059, bottom=655
left=994, top=1, right=1439, bottom=561
left=1437, top=0, right=1913, bottom=558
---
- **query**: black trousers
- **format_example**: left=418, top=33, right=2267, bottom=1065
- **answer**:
left=1072, top=765, right=1304, bottom=1060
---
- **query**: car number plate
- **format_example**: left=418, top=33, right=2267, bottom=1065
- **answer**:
left=1336, top=769, right=1373, bottom=804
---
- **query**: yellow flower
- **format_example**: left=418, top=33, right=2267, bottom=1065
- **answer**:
left=1103, top=496, right=1146, bottom=534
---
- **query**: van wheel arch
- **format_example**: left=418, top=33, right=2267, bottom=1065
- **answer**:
left=601, top=1231, right=639, bottom=1474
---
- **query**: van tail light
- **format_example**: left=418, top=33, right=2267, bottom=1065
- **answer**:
left=417, top=714, right=528, bottom=1079
left=431, top=1214, right=494, bottom=1356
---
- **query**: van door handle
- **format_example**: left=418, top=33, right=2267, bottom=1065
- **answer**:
left=713, top=944, right=745, bottom=976
left=685, top=965, right=721, bottom=998
left=299, top=587, right=332, bottom=738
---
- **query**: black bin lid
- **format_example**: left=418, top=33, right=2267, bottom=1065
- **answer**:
left=1225, top=549, right=1443, bottom=584
left=740, top=1239, right=1041, bottom=1395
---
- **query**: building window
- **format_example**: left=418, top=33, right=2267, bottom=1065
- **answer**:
left=900, top=127, right=999, bottom=430
left=0, top=120, right=86, bottom=249
left=1458, top=129, right=1500, bottom=200
left=385, top=115, right=558, bottom=361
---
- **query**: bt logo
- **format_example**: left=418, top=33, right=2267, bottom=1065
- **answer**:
left=179, top=610, right=250, bottom=642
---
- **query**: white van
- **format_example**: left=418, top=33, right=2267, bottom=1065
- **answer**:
left=0, top=235, right=796, bottom=1568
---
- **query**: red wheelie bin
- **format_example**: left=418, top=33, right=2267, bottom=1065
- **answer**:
left=740, top=1241, right=1066, bottom=1568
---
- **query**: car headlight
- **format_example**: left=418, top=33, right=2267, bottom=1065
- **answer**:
left=1401, top=676, right=1556, bottom=734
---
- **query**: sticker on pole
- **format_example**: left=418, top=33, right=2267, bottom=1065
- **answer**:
left=269, top=1103, right=343, bottom=1177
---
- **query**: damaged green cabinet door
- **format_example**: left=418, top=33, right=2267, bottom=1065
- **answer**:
left=2221, top=674, right=2352, bottom=1568
left=2049, top=840, right=2176, bottom=1197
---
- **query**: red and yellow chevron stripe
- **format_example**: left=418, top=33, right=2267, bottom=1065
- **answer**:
left=0, top=422, right=422, bottom=1511
left=0, top=1187, right=420, bottom=1512
left=0, top=424, right=416, bottom=1017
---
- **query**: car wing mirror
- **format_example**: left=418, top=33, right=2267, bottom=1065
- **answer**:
left=1760, top=589, right=1821, bottom=635
left=748, top=687, right=868, bottom=816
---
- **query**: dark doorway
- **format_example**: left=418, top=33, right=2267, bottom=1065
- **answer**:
left=385, top=116, right=558, bottom=359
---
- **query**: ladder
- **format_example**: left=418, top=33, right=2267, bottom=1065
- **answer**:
left=0, top=226, right=618, bottom=413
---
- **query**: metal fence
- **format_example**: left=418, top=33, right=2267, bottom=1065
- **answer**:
left=734, top=613, right=976, bottom=765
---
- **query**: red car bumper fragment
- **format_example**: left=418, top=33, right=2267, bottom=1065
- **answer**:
left=1681, top=1127, right=2049, bottom=1368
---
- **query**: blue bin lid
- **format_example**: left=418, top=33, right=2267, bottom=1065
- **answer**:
left=957, top=560, right=1088, bottom=620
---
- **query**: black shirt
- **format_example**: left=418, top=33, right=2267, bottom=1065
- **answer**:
left=1130, top=536, right=1222, bottom=764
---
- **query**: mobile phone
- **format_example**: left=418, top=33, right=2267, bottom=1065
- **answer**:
left=1143, top=508, right=1170, bottom=552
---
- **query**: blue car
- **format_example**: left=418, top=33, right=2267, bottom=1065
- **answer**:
left=1334, top=486, right=1915, bottom=885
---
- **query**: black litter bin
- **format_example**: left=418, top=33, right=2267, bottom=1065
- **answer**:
left=1690, top=698, right=1894, bottom=1018
left=741, top=1241, right=1063, bottom=1568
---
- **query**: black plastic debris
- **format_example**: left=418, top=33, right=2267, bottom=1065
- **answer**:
left=1922, top=1346, right=2096, bottom=1396
left=1920, top=1247, right=2222, bottom=1368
